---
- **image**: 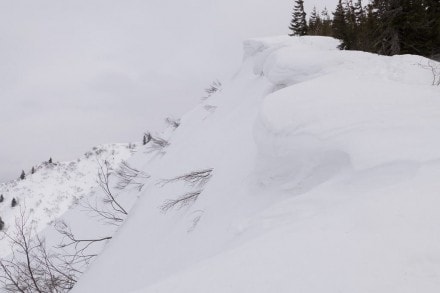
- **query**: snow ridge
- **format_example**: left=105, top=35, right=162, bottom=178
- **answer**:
left=18, top=36, right=440, bottom=293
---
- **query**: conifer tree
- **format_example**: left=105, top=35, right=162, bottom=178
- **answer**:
left=353, top=0, right=365, bottom=24
left=11, top=198, right=17, bottom=208
left=332, top=0, right=349, bottom=49
left=20, top=170, right=25, bottom=180
left=320, top=7, right=332, bottom=36
left=48, top=157, right=53, bottom=164
left=0, top=217, right=4, bottom=230
left=308, top=7, right=322, bottom=35
left=31, top=167, right=35, bottom=174
left=289, top=0, right=308, bottom=36
left=0, top=194, right=3, bottom=203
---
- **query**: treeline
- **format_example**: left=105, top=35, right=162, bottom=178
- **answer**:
left=289, top=0, right=440, bottom=59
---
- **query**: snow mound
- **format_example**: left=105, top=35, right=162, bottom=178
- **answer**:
left=71, top=36, right=440, bottom=293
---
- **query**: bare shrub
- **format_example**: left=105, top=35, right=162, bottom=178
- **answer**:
left=114, top=161, right=149, bottom=191
left=97, top=161, right=127, bottom=216
left=82, top=160, right=128, bottom=226
left=0, top=209, right=77, bottom=293
left=159, top=169, right=213, bottom=213
left=143, top=132, right=170, bottom=153
left=55, top=221, right=111, bottom=266
left=160, top=191, right=202, bottom=213
left=159, top=169, right=213, bottom=188
left=202, top=80, right=222, bottom=100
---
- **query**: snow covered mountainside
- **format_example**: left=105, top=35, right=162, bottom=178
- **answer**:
left=0, top=143, right=135, bottom=255
left=68, top=36, right=440, bottom=292
left=16, top=35, right=440, bottom=292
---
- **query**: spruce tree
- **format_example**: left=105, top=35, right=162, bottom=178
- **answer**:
left=333, top=0, right=349, bottom=49
left=0, top=217, right=4, bottom=231
left=289, top=0, right=308, bottom=36
left=320, top=7, right=332, bottom=36
left=354, top=0, right=365, bottom=24
left=308, top=7, right=322, bottom=35
left=11, top=198, right=17, bottom=208
left=48, top=157, right=53, bottom=164
left=31, top=166, right=35, bottom=174
left=0, top=194, right=3, bottom=203
left=20, top=170, right=26, bottom=180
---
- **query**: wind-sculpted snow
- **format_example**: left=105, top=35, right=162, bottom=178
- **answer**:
left=0, top=143, right=134, bottom=255
left=69, top=36, right=440, bottom=293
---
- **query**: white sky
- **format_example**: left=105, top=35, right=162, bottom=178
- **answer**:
left=0, top=0, right=338, bottom=182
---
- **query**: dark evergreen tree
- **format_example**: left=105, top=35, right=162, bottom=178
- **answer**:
left=0, top=217, right=4, bottom=230
left=332, top=0, right=349, bottom=49
left=308, top=7, right=322, bottom=35
left=20, top=170, right=26, bottom=180
left=344, top=0, right=358, bottom=49
left=48, top=157, right=53, bottom=164
left=0, top=194, right=3, bottom=203
left=290, top=0, right=439, bottom=59
left=353, top=0, right=365, bottom=24
left=320, top=7, right=333, bottom=36
left=289, top=0, right=308, bottom=36
left=11, top=198, right=17, bottom=208
left=31, top=166, right=35, bottom=174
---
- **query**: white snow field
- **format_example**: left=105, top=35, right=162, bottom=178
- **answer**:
left=0, top=143, right=136, bottom=255
left=41, top=36, right=440, bottom=292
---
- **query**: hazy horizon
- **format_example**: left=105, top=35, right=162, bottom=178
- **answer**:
left=0, top=0, right=338, bottom=182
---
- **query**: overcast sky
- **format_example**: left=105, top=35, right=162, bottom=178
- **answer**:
left=0, top=0, right=338, bottom=182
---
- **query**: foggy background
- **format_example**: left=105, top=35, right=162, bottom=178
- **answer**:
left=0, top=0, right=338, bottom=182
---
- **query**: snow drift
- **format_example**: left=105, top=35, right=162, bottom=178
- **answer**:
left=66, top=36, right=440, bottom=293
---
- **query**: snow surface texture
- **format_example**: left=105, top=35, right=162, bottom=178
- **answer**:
left=65, top=36, right=440, bottom=293
left=0, top=143, right=135, bottom=256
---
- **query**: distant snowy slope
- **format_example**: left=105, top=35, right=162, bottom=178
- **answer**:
left=72, top=36, right=440, bottom=293
left=0, top=143, right=135, bottom=255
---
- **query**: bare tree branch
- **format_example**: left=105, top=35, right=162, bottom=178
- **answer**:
left=160, top=191, right=202, bottom=213
left=159, top=169, right=213, bottom=188
left=114, top=160, right=149, bottom=191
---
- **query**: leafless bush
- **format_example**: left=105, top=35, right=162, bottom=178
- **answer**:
left=202, top=80, right=222, bottom=100
left=159, top=169, right=213, bottom=213
left=114, top=160, right=149, bottom=191
left=81, top=198, right=125, bottom=226
left=165, top=118, right=180, bottom=129
left=55, top=221, right=111, bottom=266
left=160, top=191, right=202, bottom=213
left=159, top=169, right=213, bottom=188
left=419, top=60, right=440, bottom=86
left=97, top=161, right=127, bottom=216
left=81, top=160, right=128, bottom=226
left=0, top=209, right=77, bottom=293
left=143, top=132, right=170, bottom=153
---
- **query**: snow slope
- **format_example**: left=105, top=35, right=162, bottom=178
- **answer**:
left=0, top=143, right=135, bottom=255
left=72, top=36, right=440, bottom=293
